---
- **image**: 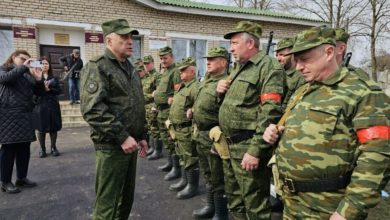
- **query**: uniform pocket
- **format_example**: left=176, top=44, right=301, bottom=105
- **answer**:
left=306, top=106, right=340, bottom=138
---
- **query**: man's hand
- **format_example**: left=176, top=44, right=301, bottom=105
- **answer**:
left=168, top=97, right=173, bottom=105
left=121, top=136, right=138, bottom=154
left=44, top=81, right=50, bottom=91
left=216, top=80, right=231, bottom=94
left=186, top=108, right=193, bottom=119
left=241, top=153, right=259, bottom=171
left=263, top=124, right=284, bottom=144
left=138, top=139, right=148, bottom=158
left=64, top=66, right=69, bottom=71
left=329, top=212, right=346, bottom=220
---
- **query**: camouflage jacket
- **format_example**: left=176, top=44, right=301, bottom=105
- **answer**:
left=219, top=51, right=285, bottom=158
left=282, top=67, right=306, bottom=110
left=193, top=72, right=227, bottom=130
left=80, top=49, right=147, bottom=150
left=141, top=72, right=156, bottom=105
left=154, top=63, right=181, bottom=106
left=276, top=67, right=390, bottom=219
left=169, top=78, right=198, bottom=125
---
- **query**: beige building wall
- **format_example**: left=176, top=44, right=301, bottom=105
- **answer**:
left=0, top=0, right=314, bottom=62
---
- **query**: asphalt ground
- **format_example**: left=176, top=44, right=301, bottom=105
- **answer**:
left=0, top=127, right=205, bottom=220
left=0, top=127, right=388, bottom=220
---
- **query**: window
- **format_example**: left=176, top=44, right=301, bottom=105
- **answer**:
left=129, top=36, right=142, bottom=63
left=0, top=27, right=13, bottom=64
left=172, top=38, right=207, bottom=79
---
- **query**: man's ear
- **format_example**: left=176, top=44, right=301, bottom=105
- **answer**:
left=325, top=45, right=335, bottom=62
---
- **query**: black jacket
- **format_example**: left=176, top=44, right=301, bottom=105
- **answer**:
left=59, top=54, right=83, bottom=79
left=0, top=64, right=45, bottom=144
left=32, top=75, right=62, bottom=132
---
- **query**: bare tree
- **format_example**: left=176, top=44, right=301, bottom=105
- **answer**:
left=232, top=0, right=246, bottom=8
left=248, top=0, right=275, bottom=10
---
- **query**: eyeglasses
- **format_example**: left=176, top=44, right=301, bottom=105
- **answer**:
left=16, top=56, right=28, bottom=62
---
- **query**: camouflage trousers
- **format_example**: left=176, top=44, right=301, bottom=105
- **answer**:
left=174, top=126, right=198, bottom=169
left=281, top=189, right=366, bottom=219
left=223, top=139, right=272, bottom=220
left=145, top=104, right=159, bottom=139
left=93, top=149, right=137, bottom=220
left=157, top=108, right=175, bottom=153
left=194, top=130, right=225, bottom=195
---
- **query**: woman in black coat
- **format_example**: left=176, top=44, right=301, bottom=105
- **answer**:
left=0, top=49, right=44, bottom=194
left=33, top=57, right=62, bottom=157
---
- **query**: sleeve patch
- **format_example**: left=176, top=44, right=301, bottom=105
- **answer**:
left=87, top=81, right=99, bottom=94
left=259, top=93, right=282, bottom=104
left=357, top=125, right=390, bottom=144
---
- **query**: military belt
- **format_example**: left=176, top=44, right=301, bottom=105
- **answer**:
left=172, top=121, right=192, bottom=130
left=282, top=172, right=352, bottom=193
left=225, top=130, right=255, bottom=145
left=197, top=123, right=218, bottom=131
left=157, top=104, right=170, bottom=110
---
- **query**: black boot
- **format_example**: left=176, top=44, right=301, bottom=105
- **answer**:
left=50, top=132, right=60, bottom=157
left=37, top=132, right=47, bottom=158
left=164, top=154, right=181, bottom=181
left=212, top=194, right=229, bottom=220
left=169, top=167, right=187, bottom=192
left=158, top=151, right=172, bottom=172
left=177, top=166, right=199, bottom=199
left=146, top=136, right=155, bottom=156
left=148, top=138, right=163, bottom=160
left=192, top=185, right=215, bottom=218
left=1, top=182, right=21, bottom=194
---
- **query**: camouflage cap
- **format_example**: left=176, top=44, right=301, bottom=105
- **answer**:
left=178, top=57, right=196, bottom=71
left=224, top=21, right=262, bottom=40
left=136, top=65, right=145, bottom=71
left=203, top=47, right=229, bottom=59
left=135, top=58, right=143, bottom=65
left=101, top=19, right=139, bottom=37
left=158, top=46, right=173, bottom=56
left=276, top=37, right=295, bottom=51
left=143, top=55, right=154, bottom=63
left=334, top=28, right=350, bottom=43
left=287, top=25, right=336, bottom=55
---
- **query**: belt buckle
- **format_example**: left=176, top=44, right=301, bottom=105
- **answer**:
left=284, top=178, right=296, bottom=193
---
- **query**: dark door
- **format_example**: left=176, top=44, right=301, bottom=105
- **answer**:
left=40, top=45, right=80, bottom=100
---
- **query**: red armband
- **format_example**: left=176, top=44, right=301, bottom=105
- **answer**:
left=174, top=83, right=181, bottom=90
left=259, top=93, right=282, bottom=104
left=357, top=125, right=390, bottom=144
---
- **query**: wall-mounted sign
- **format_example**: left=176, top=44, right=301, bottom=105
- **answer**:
left=85, top=33, right=103, bottom=43
left=149, top=36, right=168, bottom=50
left=54, top=33, right=69, bottom=45
left=13, top=27, right=35, bottom=39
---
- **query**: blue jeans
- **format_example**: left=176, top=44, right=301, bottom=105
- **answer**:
left=68, top=78, right=80, bottom=103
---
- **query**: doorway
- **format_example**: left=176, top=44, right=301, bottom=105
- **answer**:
left=40, top=45, right=80, bottom=100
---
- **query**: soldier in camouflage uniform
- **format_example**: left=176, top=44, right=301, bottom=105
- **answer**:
left=334, top=28, right=370, bottom=79
left=80, top=19, right=148, bottom=220
left=153, top=46, right=182, bottom=180
left=217, top=21, right=285, bottom=220
left=143, top=55, right=163, bottom=157
left=190, top=47, right=230, bottom=219
left=263, top=26, right=390, bottom=220
left=275, top=37, right=306, bottom=110
left=168, top=57, right=199, bottom=199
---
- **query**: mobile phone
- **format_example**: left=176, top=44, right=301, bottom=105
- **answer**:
left=30, top=60, right=43, bottom=68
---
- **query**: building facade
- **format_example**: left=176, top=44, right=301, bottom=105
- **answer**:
left=0, top=0, right=323, bottom=99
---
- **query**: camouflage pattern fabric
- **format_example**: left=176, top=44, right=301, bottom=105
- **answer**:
left=288, top=26, right=336, bottom=55
left=224, top=20, right=262, bottom=40
left=192, top=72, right=227, bottom=194
left=80, top=48, right=146, bottom=150
left=169, top=78, right=198, bottom=168
left=141, top=70, right=157, bottom=137
left=218, top=51, right=285, bottom=219
left=282, top=68, right=306, bottom=110
left=335, top=28, right=350, bottom=43
left=148, top=68, right=161, bottom=138
left=154, top=63, right=181, bottom=152
left=276, top=37, right=295, bottom=52
left=276, top=67, right=390, bottom=219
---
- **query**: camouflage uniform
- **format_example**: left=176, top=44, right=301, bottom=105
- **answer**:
left=219, top=21, right=285, bottom=219
left=276, top=37, right=306, bottom=109
left=154, top=47, right=181, bottom=154
left=276, top=26, right=390, bottom=220
left=192, top=47, right=230, bottom=219
left=80, top=19, right=146, bottom=220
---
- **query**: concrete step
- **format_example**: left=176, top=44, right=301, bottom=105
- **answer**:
left=62, top=115, right=85, bottom=123
left=62, top=121, right=88, bottom=128
left=61, top=108, right=82, bottom=115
